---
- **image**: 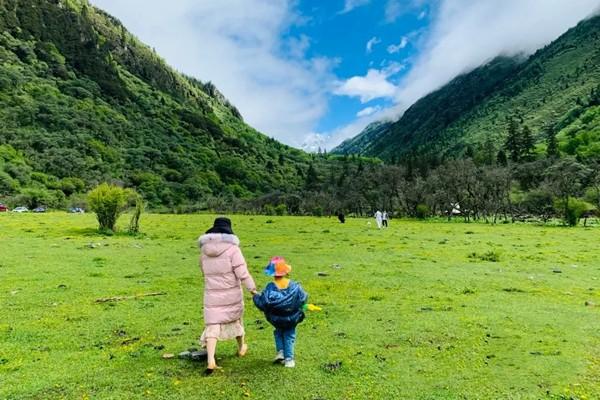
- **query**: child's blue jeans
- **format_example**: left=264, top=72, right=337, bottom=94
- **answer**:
left=274, top=327, right=296, bottom=360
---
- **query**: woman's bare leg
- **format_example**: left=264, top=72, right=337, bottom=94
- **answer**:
left=206, top=338, right=218, bottom=369
left=236, top=335, right=248, bottom=356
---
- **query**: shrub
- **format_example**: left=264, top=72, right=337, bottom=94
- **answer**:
left=67, top=193, right=88, bottom=210
left=554, top=197, right=594, bottom=226
left=60, top=177, right=86, bottom=196
left=468, top=250, right=501, bottom=262
left=416, top=204, right=430, bottom=219
left=263, top=204, right=276, bottom=216
left=128, top=192, right=144, bottom=234
left=0, top=171, right=19, bottom=195
left=274, top=203, right=287, bottom=216
left=88, top=183, right=133, bottom=232
left=12, top=188, right=65, bottom=209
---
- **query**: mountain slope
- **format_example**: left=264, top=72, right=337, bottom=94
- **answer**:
left=334, top=15, right=600, bottom=162
left=0, top=0, right=310, bottom=206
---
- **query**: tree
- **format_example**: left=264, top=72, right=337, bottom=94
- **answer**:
left=505, top=119, right=521, bottom=162
left=88, top=183, right=133, bottom=232
left=554, top=197, right=594, bottom=226
left=544, top=158, right=590, bottom=225
left=545, top=125, right=559, bottom=158
left=520, top=125, right=535, bottom=161
left=521, top=188, right=554, bottom=222
left=304, top=163, right=319, bottom=191
left=496, top=149, right=508, bottom=166
left=464, top=145, right=475, bottom=159
left=481, top=136, right=496, bottom=165
left=584, top=162, right=600, bottom=210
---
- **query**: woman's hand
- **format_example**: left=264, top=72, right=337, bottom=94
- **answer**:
left=250, top=289, right=258, bottom=295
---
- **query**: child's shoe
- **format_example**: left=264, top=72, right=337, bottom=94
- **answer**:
left=284, top=358, right=295, bottom=368
left=273, top=350, right=284, bottom=363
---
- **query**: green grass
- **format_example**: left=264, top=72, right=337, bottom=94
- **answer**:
left=1, top=213, right=599, bottom=399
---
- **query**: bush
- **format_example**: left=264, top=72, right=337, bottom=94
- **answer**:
left=274, top=203, right=287, bottom=216
left=0, top=171, right=19, bottom=195
left=263, top=204, right=276, bottom=216
left=522, top=189, right=554, bottom=221
left=554, top=197, right=594, bottom=226
left=88, top=183, right=133, bottom=232
left=67, top=193, right=88, bottom=210
left=12, top=188, right=65, bottom=209
left=468, top=250, right=501, bottom=262
left=128, top=193, right=144, bottom=234
left=416, top=204, right=430, bottom=219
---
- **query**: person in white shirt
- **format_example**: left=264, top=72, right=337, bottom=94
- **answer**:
left=374, top=210, right=383, bottom=229
left=382, top=211, right=389, bottom=228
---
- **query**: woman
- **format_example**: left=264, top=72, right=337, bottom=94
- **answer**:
left=198, top=217, right=257, bottom=374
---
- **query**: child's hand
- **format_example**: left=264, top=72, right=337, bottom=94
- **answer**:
left=250, top=289, right=258, bottom=295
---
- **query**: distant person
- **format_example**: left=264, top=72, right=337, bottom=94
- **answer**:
left=374, top=210, right=383, bottom=229
left=253, top=257, right=308, bottom=368
left=198, top=217, right=257, bottom=374
left=382, top=211, right=389, bottom=228
left=337, top=212, right=345, bottom=223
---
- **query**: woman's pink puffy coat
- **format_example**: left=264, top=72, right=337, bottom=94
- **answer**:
left=198, top=233, right=256, bottom=325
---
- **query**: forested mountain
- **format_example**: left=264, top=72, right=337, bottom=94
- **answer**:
left=0, top=0, right=315, bottom=208
left=334, top=15, right=600, bottom=164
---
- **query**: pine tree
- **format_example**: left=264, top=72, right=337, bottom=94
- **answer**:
left=496, top=149, right=508, bottom=166
left=482, top=136, right=495, bottom=165
left=520, top=125, right=535, bottom=161
left=546, top=125, right=559, bottom=158
left=305, top=163, right=319, bottom=191
left=505, top=119, right=521, bottom=162
left=590, top=84, right=600, bottom=106
left=464, top=145, right=475, bottom=159
left=357, top=158, right=364, bottom=173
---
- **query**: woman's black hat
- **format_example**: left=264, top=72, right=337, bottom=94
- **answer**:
left=205, top=217, right=234, bottom=235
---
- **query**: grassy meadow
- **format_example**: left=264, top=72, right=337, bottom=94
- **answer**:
left=0, top=213, right=599, bottom=399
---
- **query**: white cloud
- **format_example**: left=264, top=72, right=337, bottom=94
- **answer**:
left=356, top=106, right=381, bottom=117
left=385, top=0, right=403, bottom=22
left=311, top=105, right=400, bottom=151
left=89, top=0, right=336, bottom=147
left=366, top=36, right=381, bottom=53
left=326, top=0, right=599, bottom=149
left=385, top=0, right=428, bottom=23
left=387, top=36, right=408, bottom=53
left=334, top=69, right=397, bottom=103
left=392, top=0, right=600, bottom=113
left=418, top=10, right=427, bottom=20
left=340, top=0, right=370, bottom=14
left=287, top=34, right=311, bottom=59
left=334, top=60, right=405, bottom=103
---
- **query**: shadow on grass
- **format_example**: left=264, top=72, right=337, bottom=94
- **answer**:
left=172, top=351, right=278, bottom=375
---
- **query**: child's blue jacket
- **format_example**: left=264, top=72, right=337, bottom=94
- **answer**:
left=253, top=281, right=308, bottom=329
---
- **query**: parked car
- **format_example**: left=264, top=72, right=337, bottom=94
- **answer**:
left=33, top=207, right=47, bottom=213
left=12, top=206, right=29, bottom=213
left=0, top=204, right=8, bottom=212
left=69, top=207, right=85, bottom=213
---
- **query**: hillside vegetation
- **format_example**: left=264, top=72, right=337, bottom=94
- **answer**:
left=0, top=0, right=316, bottom=208
left=334, top=15, right=600, bottom=163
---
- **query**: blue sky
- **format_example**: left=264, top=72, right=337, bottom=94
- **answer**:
left=90, top=0, right=599, bottom=150
left=284, top=1, right=429, bottom=133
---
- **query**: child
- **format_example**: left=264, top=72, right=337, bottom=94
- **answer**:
left=253, top=257, right=308, bottom=368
